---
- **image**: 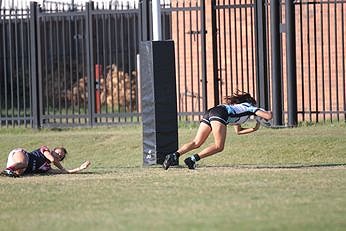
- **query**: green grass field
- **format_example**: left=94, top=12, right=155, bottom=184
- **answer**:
left=0, top=123, right=346, bottom=231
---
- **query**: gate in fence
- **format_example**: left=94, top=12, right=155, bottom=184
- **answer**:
left=34, top=2, right=141, bottom=128
left=1, top=1, right=141, bottom=128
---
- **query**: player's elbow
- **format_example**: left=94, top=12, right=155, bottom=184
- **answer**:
left=60, top=169, right=69, bottom=174
left=47, top=156, right=56, bottom=163
left=266, top=111, right=273, bottom=120
left=234, top=128, right=244, bottom=135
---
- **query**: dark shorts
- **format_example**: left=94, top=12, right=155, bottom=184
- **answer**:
left=201, top=105, right=228, bottom=127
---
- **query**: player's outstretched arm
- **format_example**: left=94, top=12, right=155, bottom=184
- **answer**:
left=67, top=161, right=91, bottom=173
left=255, top=109, right=272, bottom=120
left=234, top=122, right=260, bottom=135
left=48, top=161, right=91, bottom=174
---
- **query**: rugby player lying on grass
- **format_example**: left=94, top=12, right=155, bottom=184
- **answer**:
left=1, top=146, right=90, bottom=177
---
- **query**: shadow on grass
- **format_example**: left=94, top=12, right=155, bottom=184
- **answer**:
left=90, top=163, right=346, bottom=171
left=15, top=171, right=98, bottom=177
left=0, top=171, right=99, bottom=178
left=202, top=163, right=346, bottom=169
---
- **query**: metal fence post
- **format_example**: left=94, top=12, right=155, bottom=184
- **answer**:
left=286, top=0, right=297, bottom=126
left=30, top=2, right=40, bottom=129
left=211, top=0, right=219, bottom=106
left=200, top=0, right=208, bottom=111
left=140, top=0, right=151, bottom=41
left=270, top=0, right=283, bottom=126
left=255, top=0, right=269, bottom=110
left=86, top=2, right=95, bottom=127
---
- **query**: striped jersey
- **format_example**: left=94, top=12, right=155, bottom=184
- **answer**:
left=223, top=102, right=259, bottom=125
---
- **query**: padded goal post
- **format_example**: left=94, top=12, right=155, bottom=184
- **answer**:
left=139, top=40, right=178, bottom=165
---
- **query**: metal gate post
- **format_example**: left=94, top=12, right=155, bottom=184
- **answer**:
left=286, top=0, right=297, bottom=126
left=86, top=2, right=95, bottom=127
left=140, top=0, right=151, bottom=41
left=200, top=0, right=208, bottom=111
left=211, top=0, right=219, bottom=106
left=270, top=0, right=283, bottom=126
left=255, top=0, right=269, bottom=110
left=30, top=2, right=40, bottom=129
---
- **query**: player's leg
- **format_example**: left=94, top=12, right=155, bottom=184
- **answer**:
left=198, top=121, right=227, bottom=158
left=163, top=122, right=211, bottom=170
left=2, top=149, right=29, bottom=177
left=184, top=121, right=227, bottom=169
left=177, top=122, right=212, bottom=155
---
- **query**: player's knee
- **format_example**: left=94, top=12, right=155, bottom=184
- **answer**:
left=15, top=169, right=25, bottom=176
left=192, top=140, right=203, bottom=149
left=214, top=144, right=224, bottom=152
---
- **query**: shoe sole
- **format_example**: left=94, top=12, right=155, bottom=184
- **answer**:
left=163, top=156, right=172, bottom=170
left=0, top=171, right=19, bottom=178
left=184, top=159, right=196, bottom=170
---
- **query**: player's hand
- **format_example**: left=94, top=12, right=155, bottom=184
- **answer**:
left=254, top=121, right=261, bottom=130
left=255, top=116, right=272, bottom=128
left=80, top=161, right=91, bottom=170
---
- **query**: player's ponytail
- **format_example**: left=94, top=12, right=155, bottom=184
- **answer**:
left=223, top=90, right=256, bottom=105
